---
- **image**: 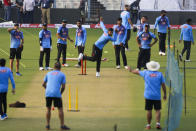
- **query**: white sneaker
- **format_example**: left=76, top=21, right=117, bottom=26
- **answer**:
left=162, top=52, right=166, bottom=56
left=78, top=53, right=83, bottom=61
left=185, top=59, right=191, bottom=62
left=62, top=63, right=69, bottom=67
left=116, top=65, right=120, bottom=69
left=159, top=52, right=162, bottom=55
left=96, top=72, right=100, bottom=77
left=45, top=67, right=53, bottom=70
left=39, top=67, right=44, bottom=71
left=124, top=66, right=128, bottom=70
left=75, top=64, right=80, bottom=68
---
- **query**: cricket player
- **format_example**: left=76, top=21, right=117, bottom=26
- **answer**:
left=78, top=17, right=117, bottom=77
left=179, top=18, right=194, bottom=62
left=113, top=18, right=128, bottom=69
left=154, top=10, right=170, bottom=56
left=56, top=20, right=74, bottom=67
left=128, top=61, right=167, bottom=130
left=7, top=23, right=24, bottom=76
left=120, top=4, right=135, bottom=51
left=136, top=24, right=158, bottom=70
left=42, top=62, right=70, bottom=130
left=0, top=58, right=15, bottom=120
left=39, top=23, right=53, bottom=71
left=137, top=16, right=148, bottom=36
left=75, top=20, right=87, bottom=68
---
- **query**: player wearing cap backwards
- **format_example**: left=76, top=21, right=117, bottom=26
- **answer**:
left=56, top=20, right=74, bottom=67
left=128, top=61, right=167, bottom=130
left=179, top=18, right=194, bottom=62
left=78, top=17, right=117, bottom=77
left=7, top=23, right=24, bottom=76
left=74, top=20, right=87, bottom=68
left=154, top=10, right=170, bottom=56
left=136, top=24, right=158, bottom=70
left=39, top=23, right=53, bottom=71
left=113, top=18, right=128, bottom=69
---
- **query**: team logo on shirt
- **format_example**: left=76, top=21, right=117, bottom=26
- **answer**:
left=183, top=25, right=188, bottom=29
left=142, top=33, right=150, bottom=41
left=0, top=69, right=7, bottom=73
left=44, top=31, right=51, bottom=38
left=117, top=26, right=125, bottom=35
left=159, top=17, right=167, bottom=25
left=62, top=28, right=67, bottom=36
left=14, top=32, right=22, bottom=39
left=52, top=72, right=59, bottom=75
left=149, top=73, right=157, bottom=77
left=77, top=29, right=83, bottom=36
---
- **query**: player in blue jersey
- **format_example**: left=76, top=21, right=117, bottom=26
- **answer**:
left=56, top=20, right=74, bottom=67
left=179, top=18, right=194, bottom=62
left=113, top=18, right=128, bottom=69
left=78, top=17, right=117, bottom=77
left=137, top=16, right=148, bottom=36
left=120, top=4, right=135, bottom=51
left=154, top=10, right=170, bottom=56
left=0, top=58, right=15, bottom=120
left=39, top=23, right=53, bottom=71
left=128, top=61, right=166, bottom=130
left=136, top=24, right=158, bottom=70
left=42, top=62, right=70, bottom=130
left=75, top=20, right=87, bottom=68
left=7, top=23, right=24, bottom=76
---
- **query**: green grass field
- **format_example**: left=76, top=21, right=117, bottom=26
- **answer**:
left=0, top=28, right=196, bottom=131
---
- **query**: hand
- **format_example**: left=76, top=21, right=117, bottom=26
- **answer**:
left=120, top=43, right=123, bottom=46
left=138, top=44, right=141, bottom=47
left=19, top=43, right=23, bottom=48
left=70, top=39, right=74, bottom=43
left=40, top=46, right=43, bottom=51
left=113, top=45, right=116, bottom=48
left=12, top=89, right=15, bottom=95
left=100, top=16, right=104, bottom=22
left=163, top=95, right=167, bottom=101
left=62, top=38, right=66, bottom=41
left=127, top=66, right=132, bottom=72
left=149, top=44, right=153, bottom=47
left=179, top=40, right=182, bottom=43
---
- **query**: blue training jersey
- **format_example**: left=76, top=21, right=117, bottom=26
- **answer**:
left=113, top=25, right=127, bottom=45
left=139, top=70, right=165, bottom=100
left=44, top=70, right=66, bottom=98
left=154, top=16, right=170, bottom=33
left=75, top=27, right=87, bottom=46
left=39, top=29, right=52, bottom=48
left=137, top=23, right=147, bottom=36
left=120, top=10, right=131, bottom=29
left=0, top=67, right=15, bottom=93
left=138, top=31, right=156, bottom=49
left=57, top=26, right=69, bottom=44
left=180, top=24, right=194, bottom=43
left=10, top=30, right=24, bottom=48
left=95, top=21, right=117, bottom=50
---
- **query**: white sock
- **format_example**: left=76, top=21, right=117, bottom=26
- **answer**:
left=146, top=124, right=151, bottom=127
left=156, top=122, right=160, bottom=125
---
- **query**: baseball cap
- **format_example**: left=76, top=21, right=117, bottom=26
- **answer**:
left=14, top=23, right=19, bottom=26
left=62, top=19, right=67, bottom=23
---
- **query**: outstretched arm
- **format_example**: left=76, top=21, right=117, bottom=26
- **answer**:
left=100, top=17, right=108, bottom=33
left=128, top=66, right=140, bottom=75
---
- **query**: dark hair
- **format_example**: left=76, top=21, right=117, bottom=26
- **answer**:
left=77, top=20, right=82, bottom=23
left=125, top=4, right=129, bottom=8
left=62, top=19, right=67, bottom=23
left=42, top=23, right=47, bottom=26
left=142, top=16, right=148, bottom=20
left=186, top=18, right=192, bottom=23
left=117, top=18, right=122, bottom=21
left=145, top=24, right=150, bottom=28
left=0, top=58, right=6, bottom=67
left=161, top=10, right=167, bottom=14
left=14, top=23, right=19, bottom=26
left=108, top=28, right=113, bottom=32
left=54, top=62, right=61, bottom=70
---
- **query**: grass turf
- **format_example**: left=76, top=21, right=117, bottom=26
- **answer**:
left=0, top=28, right=196, bottom=131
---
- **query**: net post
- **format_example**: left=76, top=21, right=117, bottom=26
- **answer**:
left=183, top=60, right=187, bottom=116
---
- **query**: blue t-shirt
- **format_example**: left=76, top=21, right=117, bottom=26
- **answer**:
left=39, top=0, right=53, bottom=8
left=0, top=67, right=15, bottom=93
left=75, top=27, right=87, bottom=46
left=137, top=23, right=147, bottom=36
left=138, top=31, right=156, bottom=49
left=120, top=10, right=131, bottom=29
left=44, top=70, right=66, bottom=98
left=57, top=26, right=69, bottom=45
left=10, top=30, right=24, bottom=48
left=39, top=29, right=52, bottom=48
left=113, top=25, right=127, bottom=45
left=95, top=21, right=117, bottom=50
left=139, top=70, right=165, bottom=100
left=154, top=16, right=170, bottom=33
left=180, top=24, right=194, bottom=43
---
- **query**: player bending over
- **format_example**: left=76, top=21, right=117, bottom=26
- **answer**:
left=78, top=17, right=117, bottom=77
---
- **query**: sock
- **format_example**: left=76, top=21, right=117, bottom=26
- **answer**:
left=146, top=124, right=151, bottom=127
left=156, top=122, right=160, bottom=125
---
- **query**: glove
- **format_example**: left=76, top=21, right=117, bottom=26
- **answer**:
left=133, top=26, right=137, bottom=32
left=40, top=46, right=43, bottom=51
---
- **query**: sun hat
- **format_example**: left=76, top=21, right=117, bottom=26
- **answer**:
left=146, top=61, right=160, bottom=71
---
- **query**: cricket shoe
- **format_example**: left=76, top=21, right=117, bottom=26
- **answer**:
left=75, top=64, right=80, bottom=68
left=3, top=113, right=8, bottom=119
left=185, top=59, right=191, bottom=62
left=162, top=52, right=166, bottom=56
left=0, top=115, right=6, bottom=120
left=116, top=65, right=120, bottom=69
left=45, top=67, right=53, bottom=70
left=145, top=124, right=151, bottom=130
left=124, top=66, right=129, bottom=70
left=61, top=125, right=70, bottom=130
left=45, top=125, right=50, bottom=130
left=159, top=52, right=162, bottom=56
left=156, top=124, right=162, bottom=130
left=179, top=54, right=183, bottom=61
left=16, top=72, right=22, bottom=76
left=96, top=72, right=100, bottom=77
left=62, top=63, right=69, bottom=67
left=78, top=53, right=83, bottom=61
left=39, top=67, right=44, bottom=71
